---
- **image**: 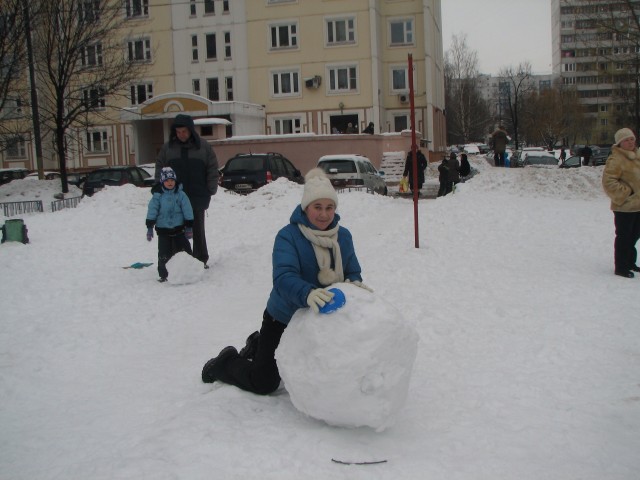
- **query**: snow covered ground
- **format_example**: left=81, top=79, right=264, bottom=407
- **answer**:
left=1, top=157, right=638, bottom=480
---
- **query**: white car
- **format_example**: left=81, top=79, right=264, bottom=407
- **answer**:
left=317, top=154, right=387, bottom=195
left=463, top=144, right=480, bottom=155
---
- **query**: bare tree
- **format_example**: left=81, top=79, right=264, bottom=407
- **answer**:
left=0, top=0, right=28, bottom=153
left=30, top=0, right=148, bottom=193
left=498, top=62, right=534, bottom=149
left=444, top=33, right=490, bottom=145
left=521, top=81, right=588, bottom=149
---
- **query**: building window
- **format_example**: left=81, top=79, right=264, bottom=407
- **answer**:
left=391, top=66, right=408, bottom=91
left=125, top=0, right=148, bottom=18
left=563, top=63, right=576, bottom=72
left=326, top=17, right=356, bottom=45
left=389, top=18, right=413, bottom=46
left=5, top=136, right=26, bottom=158
left=130, top=83, right=153, bottom=105
left=225, top=76, right=233, bottom=101
left=270, top=23, right=298, bottom=50
left=600, top=104, right=609, bottom=112
left=83, top=87, right=106, bottom=109
left=204, top=0, right=214, bottom=14
left=600, top=118, right=608, bottom=126
left=193, top=79, right=201, bottom=96
left=223, top=0, right=229, bottom=12
left=272, top=70, right=300, bottom=97
left=206, top=33, right=217, bottom=60
left=191, top=35, right=199, bottom=62
left=207, top=77, right=219, bottom=101
left=189, top=0, right=196, bottom=16
left=127, top=38, right=152, bottom=63
left=224, top=32, right=231, bottom=59
left=328, top=65, right=358, bottom=93
left=81, top=43, right=103, bottom=67
left=79, top=0, right=100, bottom=23
left=85, top=130, right=108, bottom=153
left=275, top=117, right=301, bottom=134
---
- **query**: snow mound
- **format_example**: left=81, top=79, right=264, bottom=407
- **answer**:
left=166, top=251, right=205, bottom=285
left=276, top=283, right=419, bottom=431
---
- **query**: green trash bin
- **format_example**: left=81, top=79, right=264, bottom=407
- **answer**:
left=1, top=219, right=29, bottom=244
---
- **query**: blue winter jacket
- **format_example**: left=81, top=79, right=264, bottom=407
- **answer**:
left=266, top=205, right=363, bottom=325
left=146, top=184, right=194, bottom=232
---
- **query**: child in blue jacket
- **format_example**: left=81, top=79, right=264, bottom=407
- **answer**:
left=201, top=168, right=371, bottom=395
left=146, top=167, right=194, bottom=282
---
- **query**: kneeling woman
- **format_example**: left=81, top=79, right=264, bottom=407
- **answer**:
left=202, top=168, right=369, bottom=394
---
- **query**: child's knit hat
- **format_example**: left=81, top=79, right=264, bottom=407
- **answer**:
left=301, top=168, right=338, bottom=210
left=160, top=167, right=177, bottom=183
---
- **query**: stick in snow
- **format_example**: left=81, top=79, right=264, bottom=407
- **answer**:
left=331, top=459, right=387, bottom=466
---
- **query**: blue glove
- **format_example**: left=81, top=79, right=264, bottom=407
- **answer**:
left=146, top=228, right=153, bottom=242
left=185, top=227, right=193, bottom=240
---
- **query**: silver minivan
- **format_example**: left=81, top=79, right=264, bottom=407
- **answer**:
left=317, top=154, right=387, bottom=195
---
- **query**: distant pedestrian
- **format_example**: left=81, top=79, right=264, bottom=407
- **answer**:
left=437, top=157, right=451, bottom=197
left=491, top=126, right=509, bottom=167
left=363, top=122, right=375, bottom=134
left=582, top=145, right=593, bottom=166
left=448, top=151, right=461, bottom=187
left=559, top=148, right=567, bottom=164
left=402, top=149, right=428, bottom=192
left=459, top=153, right=471, bottom=178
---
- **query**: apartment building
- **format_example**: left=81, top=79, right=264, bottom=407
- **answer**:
left=551, top=0, right=638, bottom=144
left=1, top=0, right=446, bottom=172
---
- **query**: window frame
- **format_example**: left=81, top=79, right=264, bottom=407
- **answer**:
left=325, top=16, right=356, bottom=46
left=127, top=37, right=152, bottom=63
left=205, top=33, right=217, bottom=60
left=85, top=129, right=109, bottom=154
left=389, top=18, right=414, bottom=46
left=124, top=0, right=149, bottom=19
left=81, top=42, right=103, bottom=68
left=390, top=65, right=408, bottom=92
left=271, top=69, right=301, bottom=97
left=130, top=82, right=153, bottom=105
left=269, top=22, right=298, bottom=50
left=5, top=136, right=26, bottom=158
left=327, top=64, right=358, bottom=94
left=83, top=87, right=106, bottom=110
left=274, top=117, right=302, bottom=134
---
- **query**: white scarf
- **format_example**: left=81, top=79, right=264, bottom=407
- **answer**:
left=298, top=224, right=344, bottom=286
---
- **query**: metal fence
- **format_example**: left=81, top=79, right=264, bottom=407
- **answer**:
left=1, top=200, right=44, bottom=217
left=51, top=196, right=82, bottom=212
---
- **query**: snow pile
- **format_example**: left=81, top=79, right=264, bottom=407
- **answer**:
left=276, top=283, right=419, bottom=431
left=167, top=251, right=205, bottom=285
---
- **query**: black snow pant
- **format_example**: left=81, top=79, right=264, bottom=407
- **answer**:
left=613, top=211, right=640, bottom=273
left=217, top=310, right=286, bottom=395
left=191, top=208, right=209, bottom=265
left=157, top=230, right=193, bottom=279
left=494, top=151, right=505, bottom=167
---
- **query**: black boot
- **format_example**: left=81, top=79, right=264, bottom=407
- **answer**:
left=202, top=346, right=238, bottom=383
left=615, top=270, right=634, bottom=278
left=239, top=331, right=260, bottom=360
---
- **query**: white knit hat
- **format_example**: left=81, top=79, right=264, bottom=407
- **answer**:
left=614, top=128, right=635, bottom=146
left=300, top=168, right=338, bottom=210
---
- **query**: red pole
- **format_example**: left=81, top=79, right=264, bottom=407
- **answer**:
left=408, top=54, right=419, bottom=248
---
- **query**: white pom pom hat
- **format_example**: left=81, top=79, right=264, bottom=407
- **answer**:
left=300, top=168, right=338, bottom=210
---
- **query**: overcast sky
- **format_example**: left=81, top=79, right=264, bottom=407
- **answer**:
left=441, top=0, right=553, bottom=76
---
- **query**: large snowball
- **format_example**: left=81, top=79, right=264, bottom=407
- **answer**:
left=275, top=283, right=418, bottom=431
left=166, top=251, right=205, bottom=285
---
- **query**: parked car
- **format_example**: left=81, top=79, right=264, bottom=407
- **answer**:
left=560, top=151, right=609, bottom=168
left=67, top=172, right=87, bottom=187
left=139, top=163, right=156, bottom=177
left=0, top=168, right=28, bottom=185
left=317, top=154, right=387, bottom=195
left=522, top=154, right=558, bottom=167
left=219, top=152, right=304, bottom=193
left=512, top=147, right=551, bottom=167
left=559, top=155, right=582, bottom=169
left=26, top=171, right=61, bottom=180
left=82, top=166, right=154, bottom=196
left=462, top=144, right=480, bottom=155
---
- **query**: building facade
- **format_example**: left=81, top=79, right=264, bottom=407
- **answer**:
left=1, top=0, right=446, bottom=172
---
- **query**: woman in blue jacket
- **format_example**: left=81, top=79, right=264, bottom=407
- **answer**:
left=202, top=168, right=369, bottom=395
left=146, top=167, right=194, bottom=282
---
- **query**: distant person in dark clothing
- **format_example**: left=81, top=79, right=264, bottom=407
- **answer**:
left=582, top=145, right=593, bottom=166
left=559, top=148, right=567, bottom=164
left=491, top=126, right=508, bottom=167
left=402, top=149, right=428, bottom=192
left=448, top=152, right=461, bottom=187
left=459, top=153, right=471, bottom=178
left=437, top=157, right=451, bottom=197
left=155, top=114, right=219, bottom=268
left=363, top=122, right=375, bottom=134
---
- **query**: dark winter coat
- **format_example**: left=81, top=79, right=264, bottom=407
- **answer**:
left=602, top=145, right=640, bottom=213
left=146, top=183, right=195, bottom=233
left=448, top=156, right=461, bottom=183
left=491, top=128, right=508, bottom=153
left=459, top=154, right=471, bottom=177
left=266, top=205, right=362, bottom=325
left=403, top=150, right=428, bottom=187
left=438, top=159, right=450, bottom=182
left=155, top=114, right=219, bottom=210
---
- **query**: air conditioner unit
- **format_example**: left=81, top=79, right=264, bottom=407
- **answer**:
left=304, top=75, right=322, bottom=89
left=398, top=93, right=409, bottom=104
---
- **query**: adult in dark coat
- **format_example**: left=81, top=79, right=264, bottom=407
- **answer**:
left=448, top=152, right=461, bottom=185
left=155, top=114, right=219, bottom=267
left=459, top=153, right=471, bottom=178
left=491, top=126, right=509, bottom=167
left=437, top=157, right=451, bottom=197
left=582, top=145, right=593, bottom=166
left=402, top=149, right=428, bottom=192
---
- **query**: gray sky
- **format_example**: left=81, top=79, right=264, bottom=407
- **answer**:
left=441, top=0, right=553, bottom=75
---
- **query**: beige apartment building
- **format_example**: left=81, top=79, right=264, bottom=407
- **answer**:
left=1, top=0, right=445, bottom=172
